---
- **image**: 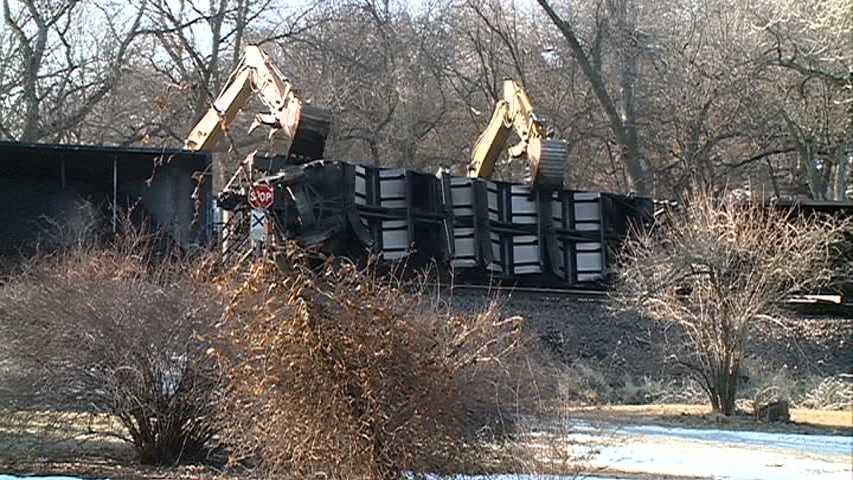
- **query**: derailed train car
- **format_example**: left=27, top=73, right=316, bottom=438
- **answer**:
left=0, top=141, right=214, bottom=255
left=225, top=158, right=653, bottom=290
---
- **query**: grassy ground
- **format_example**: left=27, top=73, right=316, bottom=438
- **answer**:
left=0, top=410, right=235, bottom=479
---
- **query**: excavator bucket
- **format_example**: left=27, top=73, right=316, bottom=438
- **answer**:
left=527, top=138, right=568, bottom=189
left=288, top=103, right=332, bottom=161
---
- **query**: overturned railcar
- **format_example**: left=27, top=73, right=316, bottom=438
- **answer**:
left=0, top=141, right=213, bottom=255
left=231, top=159, right=653, bottom=290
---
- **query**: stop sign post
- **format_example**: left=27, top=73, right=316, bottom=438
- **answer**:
left=249, top=183, right=275, bottom=209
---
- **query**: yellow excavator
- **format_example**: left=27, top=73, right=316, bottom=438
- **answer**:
left=183, top=45, right=332, bottom=255
left=184, top=45, right=331, bottom=160
left=467, top=79, right=568, bottom=188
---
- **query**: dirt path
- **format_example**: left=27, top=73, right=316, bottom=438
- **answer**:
left=565, top=404, right=853, bottom=435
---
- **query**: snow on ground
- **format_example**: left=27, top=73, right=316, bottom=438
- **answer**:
left=570, top=421, right=852, bottom=480
left=622, top=424, right=852, bottom=456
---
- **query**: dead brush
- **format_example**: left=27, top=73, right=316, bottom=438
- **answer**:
left=0, top=233, right=225, bottom=466
left=212, top=249, right=551, bottom=479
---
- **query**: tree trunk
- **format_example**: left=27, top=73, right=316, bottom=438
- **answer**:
left=783, top=113, right=827, bottom=200
left=831, top=144, right=849, bottom=200
left=800, top=141, right=827, bottom=200
left=4, top=0, right=49, bottom=142
left=535, top=0, right=650, bottom=195
left=612, top=0, right=647, bottom=195
left=709, top=362, right=739, bottom=416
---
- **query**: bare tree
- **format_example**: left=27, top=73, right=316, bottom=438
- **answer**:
left=613, top=190, right=848, bottom=415
left=141, top=0, right=277, bottom=122
left=0, top=17, right=19, bottom=139
left=268, top=0, right=464, bottom=170
left=534, top=0, right=651, bottom=194
left=88, top=0, right=263, bottom=146
left=0, top=0, right=846, bottom=203
left=752, top=0, right=852, bottom=200
left=2, top=0, right=146, bottom=142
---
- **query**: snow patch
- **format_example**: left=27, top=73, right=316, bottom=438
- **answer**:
left=622, top=424, right=853, bottom=456
left=566, top=421, right=853, bottom=480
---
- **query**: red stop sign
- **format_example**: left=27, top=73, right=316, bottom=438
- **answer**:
left=249, top=183, right=275, bottom=209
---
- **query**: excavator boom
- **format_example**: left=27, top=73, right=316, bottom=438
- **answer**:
left=468, top=80, right=568, bottom=188
left=185, top=46, right=330, bottom=160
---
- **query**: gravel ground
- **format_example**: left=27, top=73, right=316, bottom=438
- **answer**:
left=444, top=288, right=853, bottom=383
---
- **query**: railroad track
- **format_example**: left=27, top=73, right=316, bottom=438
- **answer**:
left=446, top=285, right=853, bottom=314
left=448, top=283, right=608, bottom=300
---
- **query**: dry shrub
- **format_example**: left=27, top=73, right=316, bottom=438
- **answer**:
left=613, top=189, right=849, bottom=415
left=213, top=251, right=550, bottom=479
left=556, top=359, right=613, bottom=405
left=743, top=367, right=853, bottom=412
left=0, top=237, right=224, bottom=465
left=799, top=375, right=853, bottom=410
left=554, top=360, right=706, bottom=406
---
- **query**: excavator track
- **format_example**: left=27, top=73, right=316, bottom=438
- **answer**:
left=528, top=139, right=568, bottom=189
left=289, top=104, right=333, bottom=161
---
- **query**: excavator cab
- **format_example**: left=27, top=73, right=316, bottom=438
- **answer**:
left=468, top=79, right=568, bottom=188
left=184, top=45, right=331, bottom=161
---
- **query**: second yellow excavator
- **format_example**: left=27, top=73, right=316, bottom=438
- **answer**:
left=468, top=79, right=568, bottom=188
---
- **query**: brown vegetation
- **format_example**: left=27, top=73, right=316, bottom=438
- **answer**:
left=1, top=233, right=557, bottom=476
left=0, top=238, right=224, bottom=465
left=212, top=250, right=552, bottom=479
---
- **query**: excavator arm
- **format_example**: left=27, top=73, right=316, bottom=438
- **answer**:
left=468, top=80, right=568, bottom=188
left=185, top=45, right=330, bottom=160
